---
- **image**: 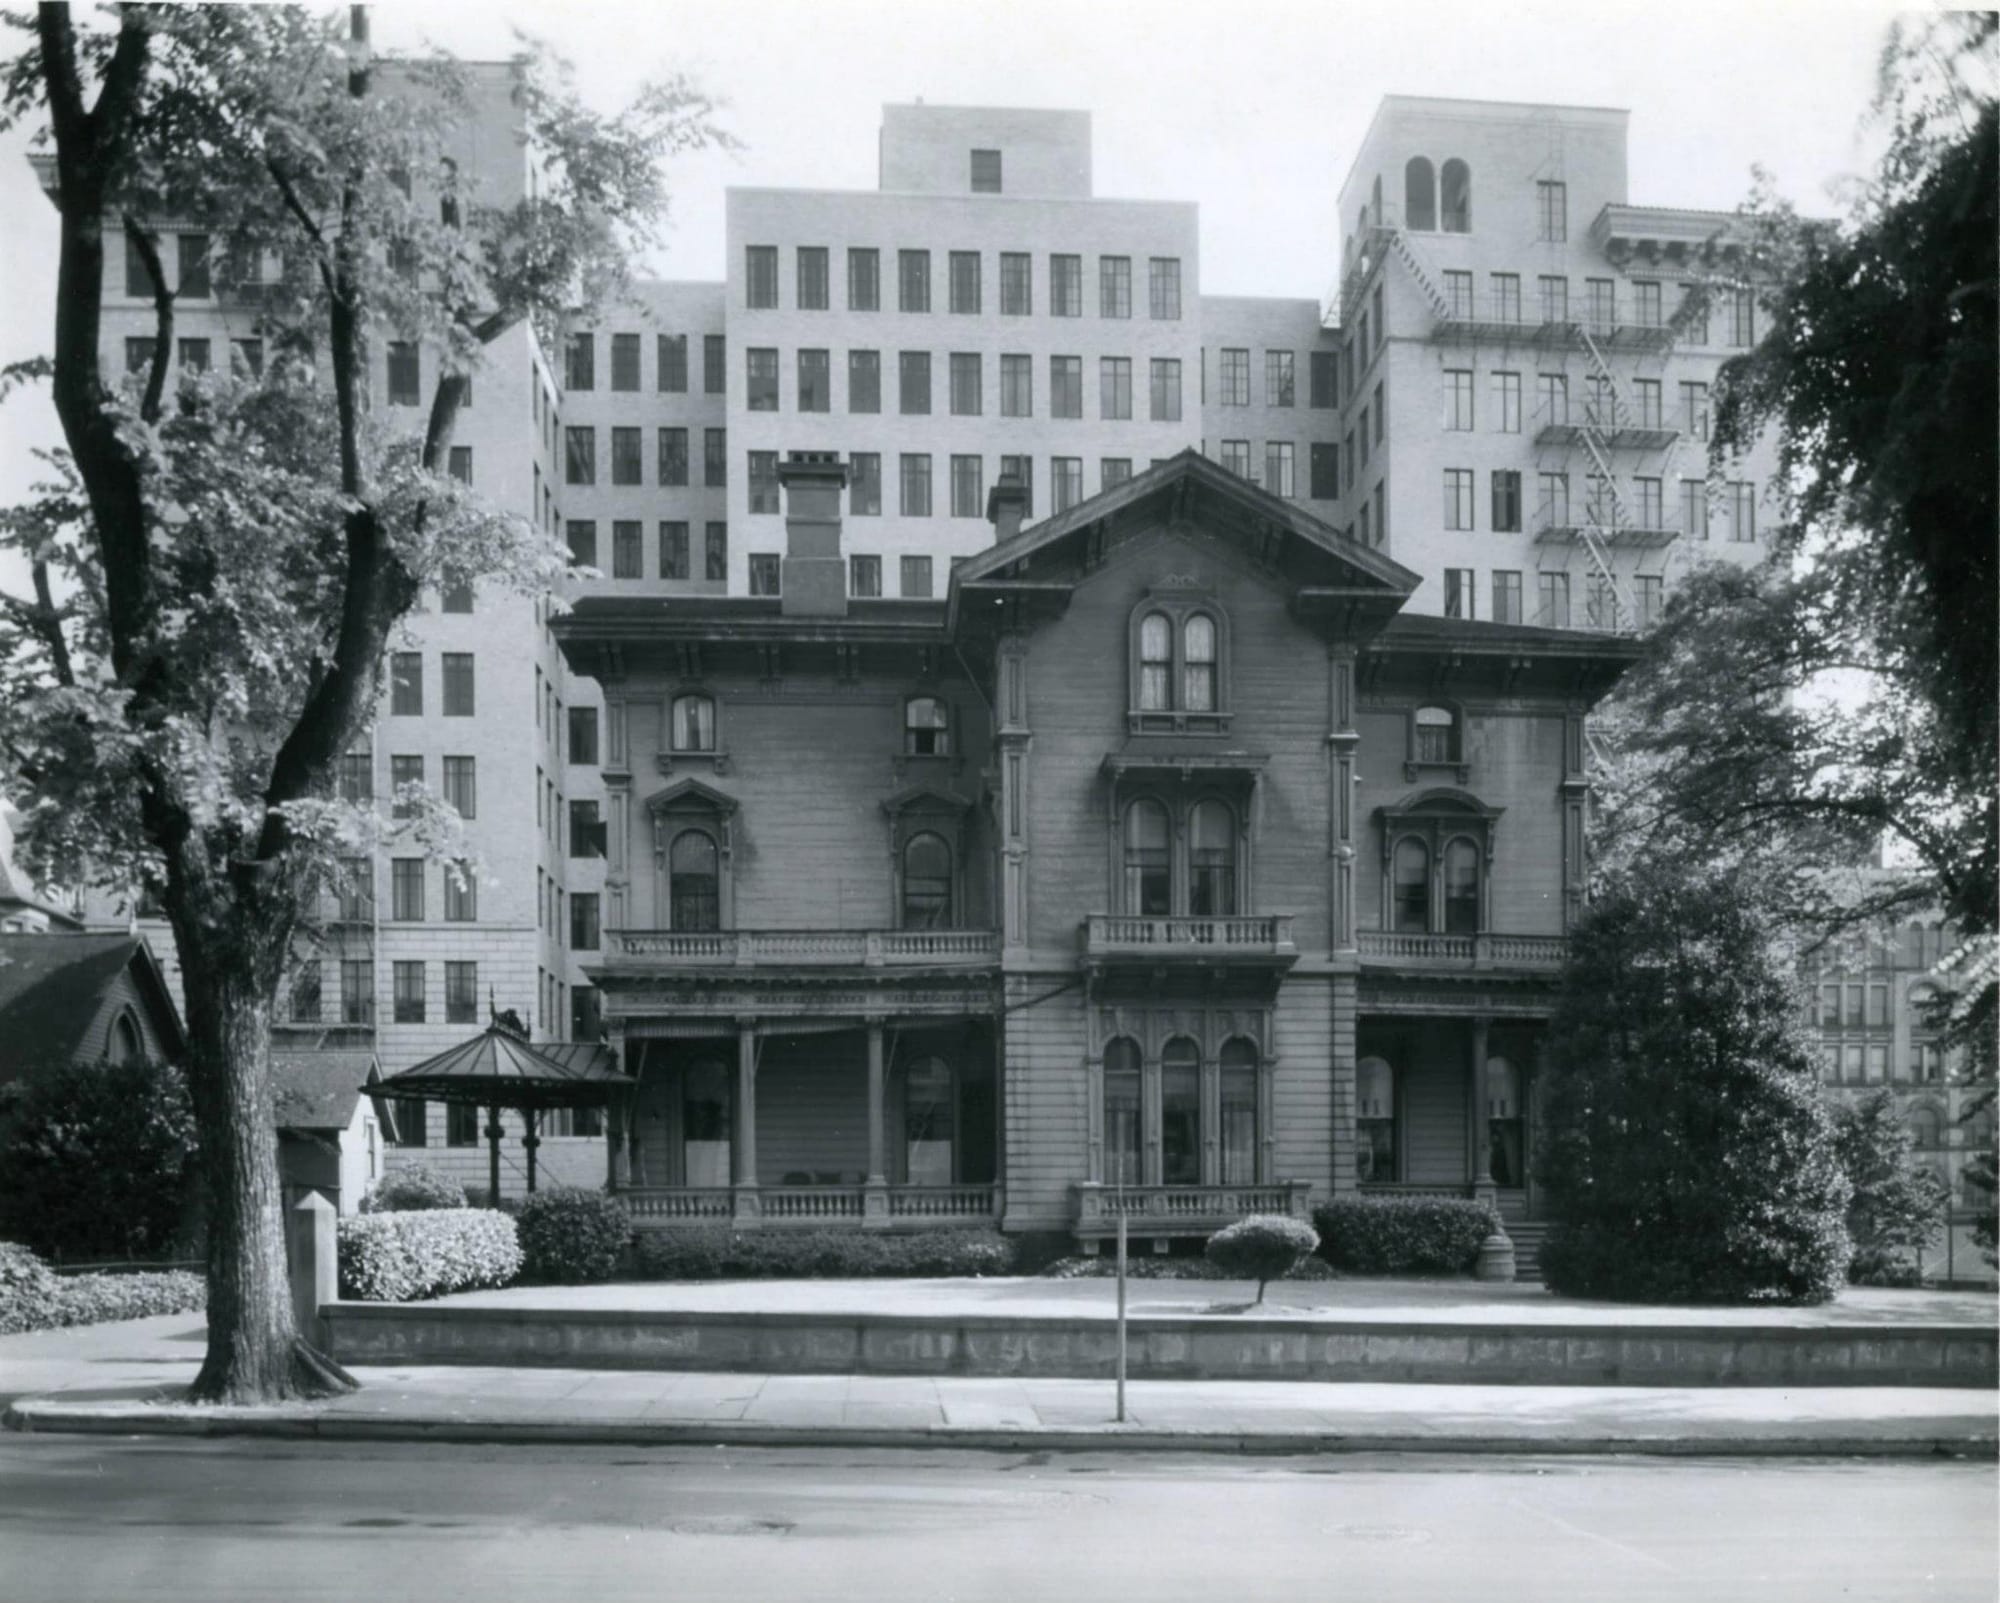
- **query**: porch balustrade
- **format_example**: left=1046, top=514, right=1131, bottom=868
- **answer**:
left=1356, top=930, right=1567, bottom=969
left=1071, top=1179, right=1313, bottom=1241
left=620, top=1183, right=1002, bottom=1229
left=602, top=928, right=999, bottom=969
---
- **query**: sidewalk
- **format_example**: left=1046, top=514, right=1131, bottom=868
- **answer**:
left=5, top=1314, right=1994, bottom=1457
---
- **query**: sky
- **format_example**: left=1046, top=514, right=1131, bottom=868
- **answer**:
left=0, top=0, right=1911, bottom=583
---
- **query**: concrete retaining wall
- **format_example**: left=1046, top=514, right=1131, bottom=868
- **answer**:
left=324, top=1303, right=1998, bottom=1388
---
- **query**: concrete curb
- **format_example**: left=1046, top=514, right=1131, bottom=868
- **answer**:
left=7, top=1399, right=1994, bottom=1460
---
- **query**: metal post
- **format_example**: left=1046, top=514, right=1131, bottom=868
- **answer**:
left=523, top=1105, right=540, bottom=1194
left=1115, top=1206, right=1128, bottom=1423
left=485, top=1104, right=501, bottom=1204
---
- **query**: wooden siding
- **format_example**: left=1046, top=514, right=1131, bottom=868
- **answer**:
left=1271, top=979, right=1334, bottom=1189
left=1001, top=971, right=1090, bottom=1230
left=77, top=968, right=173, bottom=1064
left=1399, top=1019, right=1470, bottom=1184
left=1329, top=972, right=1359, bottom=1193
left=754, top=1034, right=870, bottom=1184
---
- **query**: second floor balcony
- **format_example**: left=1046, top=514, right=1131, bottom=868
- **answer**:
left=1081, top=913, right=1299, bottom=982
left=600, top=927, right=1000, bottom=974
left=1357, top=930, right=1568, bottom=972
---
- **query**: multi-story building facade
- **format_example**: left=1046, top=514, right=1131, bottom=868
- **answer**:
left=1328, top=96, right=1778, bottom=629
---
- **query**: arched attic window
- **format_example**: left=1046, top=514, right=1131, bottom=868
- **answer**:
left=1440, top=159, right=1472, bottom=232
left=108, top=1010, right=143, bottom=1065
left=1404, top=157, right=1436, bottom=231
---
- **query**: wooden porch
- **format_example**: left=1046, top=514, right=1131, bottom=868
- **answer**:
left=620, top=1182, right=1003, bottom=1230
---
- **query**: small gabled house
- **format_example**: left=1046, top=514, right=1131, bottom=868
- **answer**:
left=271, top=1051, right=395, bottom=1216
left=0, top=933, right=186, bottom=1080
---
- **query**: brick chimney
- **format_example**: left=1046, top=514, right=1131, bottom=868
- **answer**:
left=777, top=451, right=850, bottom=617
left=987, top=471, right=1029, bottom=543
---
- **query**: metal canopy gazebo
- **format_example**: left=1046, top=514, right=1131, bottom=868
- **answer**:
left=372, top=1010, right=634, bottom=1200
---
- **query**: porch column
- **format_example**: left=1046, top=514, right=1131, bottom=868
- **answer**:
left=732, top=1018, right=760, bottom=1221
left=863, top=1017, right=890, bottom=1228
left=1469, top=1015, right=1496, bottom=1207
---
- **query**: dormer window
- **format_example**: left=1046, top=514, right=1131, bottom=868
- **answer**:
left=1128, top=594, right=1230, bottom=732
left=905, top=696, right=950, bottom=756
left=672, top=693, right=716, bottom=753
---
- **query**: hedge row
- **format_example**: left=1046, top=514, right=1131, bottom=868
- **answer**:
left=1312, top=1195, right=1499, bottom=1275
left=634, top=1227, right=1015, bottom=1280
left=0, top=1242, right=205, bottom=1334
left=338, top=1209, right=522, bottom=1302
left=518, top=1188, right=631, bottom=1283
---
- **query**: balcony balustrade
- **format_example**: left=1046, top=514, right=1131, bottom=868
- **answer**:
left=1082, top=913, right=1297, bottom=961
left=1356, top=930, right=1568, bottom=970
left=601, top=927, right=999, bottom=971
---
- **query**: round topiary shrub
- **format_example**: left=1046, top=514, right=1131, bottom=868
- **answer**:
left=363, top=1163, right=468, bottom=1214
left=516, top=1187, right=632, bottom=1283
left=1204, top=1214, right=1321, bottom=1304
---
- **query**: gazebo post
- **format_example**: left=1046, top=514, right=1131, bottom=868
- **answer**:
left=523, top=1105, right=540, bottom=1194
left=485, top=1104, right=502, bottom=1205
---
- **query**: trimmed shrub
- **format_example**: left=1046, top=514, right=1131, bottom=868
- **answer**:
left=0, top=1243, right=205, bottom=1335
left=338, top=1209, right=522, bottom=1302
left=362, top=1163, right=468, bottom=1214
left=517, top=1188, right=632, bottom=1283
left=0, top=1056, right=197, bottom=1260
left=1204, top=1215, right=1322, bottom=1303
left=633, top=1228, right=1016, bottom=1280
left=1313, top=1195, right=1498, bottom=1276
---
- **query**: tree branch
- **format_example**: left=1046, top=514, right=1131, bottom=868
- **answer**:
left=120, top=215, right=174, bottom=423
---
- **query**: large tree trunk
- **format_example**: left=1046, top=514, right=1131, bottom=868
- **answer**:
left=177, top=938, right=354, bottom=1403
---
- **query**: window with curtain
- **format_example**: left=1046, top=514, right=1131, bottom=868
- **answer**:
left=904, top=697, right=949, bottom=756
left=670, top=830, right=720, bottom=931
left=1189, top=800, right=1236, bottom=917
left=1414, top=705, right=1455, bottom=764
left=1124, top=800, right=1171, bottom=916
left=1444, top=839, right=1480, bottom=934
left=1103, top=1038, right=1141, bottom=1187
left=671, top=694, right=716, bottom=752
left=1160, top=1038, right=1201, bottom=1185
left=901, top=833, right=952, bottom=929
left=1182, top=614, right=1217, bottom=711
left=1393, top=838, right=1430, bottom=933
left=1220, top=1038, right=1258, bottom=1185
left=1357, top=1056, right=1396, bottom=1181
left=1138, top=613, right=1172, bottom=711
left=903, top=1057, right=955, bottom=1184
left=1486, top=1056, right=1523, bottom=1186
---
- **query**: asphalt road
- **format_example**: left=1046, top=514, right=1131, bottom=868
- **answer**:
left=0, top=1436, right=1990, bottom=1603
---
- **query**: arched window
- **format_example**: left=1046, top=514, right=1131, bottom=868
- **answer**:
left=669, top=829, right=720, bottom=931
left=1414, top=705, right=1457, bottom=764
left=108, top=1011, right=142, bottom=1066
left=1189, top=799, right=1237, bottom=917
left=1392, top=838, right=1430, bottom=933
left=1910, top=1107, right=1944, bottom=1149
left=1161, top=1037, right=1201, bottom=1185
left=1124, top=800, right=1171, bottom=916
left=1220, top=1038, right=1259, bottom=1185
left=1443, top=838, right=1480, bottom=935
left=901, top=832, right=953, bottom=929
left=1357, top=1056, right=1396, bottom=1181
left=1440, top=159, right=1472, bottom=232
left=1486, top=1055, right=1523, bottom=1186
left=903, top=1056, right=955, bottom=1184
left=671, top=693, right=716, bottom=753
left=682, top=1056, right=730, bottom=1186
left=1103, top=1037, right=1141, bottom=1186
left=1182, top=615, right=1217, bottom=712
left=1138, top=613, right=1172, bottom=711
left=904, top=696, right=950, bottom=757
left=1404, top=156, right=1437, bottom=231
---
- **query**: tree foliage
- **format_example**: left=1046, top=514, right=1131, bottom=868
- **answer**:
left=1830, top=1088, right=1950, bottom=1285
left=0, top=4, right=720, bottom=1402
left=1538, top=865, right=1852, bottom=1304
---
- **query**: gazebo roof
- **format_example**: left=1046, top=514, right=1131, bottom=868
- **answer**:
left=376, top=1015, right=632, bottom=1110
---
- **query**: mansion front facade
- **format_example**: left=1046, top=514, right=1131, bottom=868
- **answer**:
left=555, top=450, right=1636, bottom=1245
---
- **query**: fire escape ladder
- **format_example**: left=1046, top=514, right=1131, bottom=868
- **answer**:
left=1386, top=228, right=1456, bottom=323
left=1574, top=425, right=1639, bottom=635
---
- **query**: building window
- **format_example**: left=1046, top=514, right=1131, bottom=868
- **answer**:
left=1439, top=158, right=1472, bottom=232
left=999, top=455, right=1034, bottom=517
left=1585, top=277, right=1616, bottom=334
left=565, top=426, right=596, bottom=486
left=1537, top=471, right=1571, bottom=529
left=1219, top=347, right=1249, bottom=406
left=1000, top=354, right=1032, bottom=417
left=390, top=652, right=422, bottom=715
left=950, top=454, right=984, bottom=518
left=1634, top=574, right=1664, bottom=629
left=1536, top=571, right=1570, bottom=630
left=567, top=519, right=599, bottom=568
left=1050, top=253, right=1082, bottom=317
left=1729, top=481, right=1758, bottom=542
left=789, top=347, right=830, bottom=413
left=1536, top=180, right=1567, bottom=242
left=391, top=859, right=424, bottom=922
left=970, top=148, right=1001, bottom=193
left=748, top=554, right=781, bottom=596
left=898, top=249, right=930, bottom=313
left=1258, top=350, right=1292, bottom=409
left=1309, top=351, right=1337, bottom=409
left=1100, top=356, right=1132, bottom=421
left=389, top=754, right=423, bottom=820
left=1102, top=457, right=1132, bottom=492
left=703, top=334, right=726, bottom=394
left=1491, top=570, right=1523, bottom=625
left=608, top=519, right=642, bottom=579
left=745, top=244, right=778, bottom=308
left=949, top=351, right=982, bottom=416
left=1443, top=368, right=1474, bottom=431
left=1051, top=456, right=1083, bottom=512
left=1729, top=288, right=1756, bottom=347
left=848, top=349, right=881, bottom=414
left=850, top=452, right=882, bottom=516
left=445, top=1102, right=478, bottom=1147
left=1633, top=477, right=1664, bottom=530
left=176, top=337, right=210, bottom=373
left=658, top=333, right=688, bottom=392
left=1490, top=370, right=1521, bottom=434
left=392, top=961, right=425, bottom=1024
left=1154, top=1037, right=1199, bottom=1184
left=1444, top=468, right=1475, bottom=531
left=899, top=454, right=933, bottom=518
left=1097, top=1036, right=1142, bottom=1185
left=569, top=706, right=599, bottom=766
left=610, top=332, right=640, bottom=392
left=1404, top=155, right=1438, bottom=230
left=652, top=427, right=690, bottom=488
left=1356, top=1056, right=1396, bottom=1181
left=748, top=451, right=780, bottom=515
left=442, top=653, right=474, bottom=716
left=704, top=428, right=727, bottom=487
left=290, top=966, right=321, bottom=1025
left=671, top=693, right=716, bottom=752
left=338, top=752, right=372, bottom=804
left=848, top=247, right=879, bottom=311
left=1220, top=439, right=1251, bottom=479
left=1491, top=470, right=1522, bottom=532
left=745, top=347, right=778, bottom=412
left=1149, top=257, right=1182, bottom=321
left=705, top=523, right=728, bottom=581
left=900, top=554, right=934, bottom=599
left=565, top=332, right=594, bottom=390
left=441, top=961, right=477, bottom=1026
left=1264, top=441, right=1295, bottom=499
left=1444, top=270, right=1474, bottom=319
left=1044, top=355, right=1082, bottom=420
left=1122, top=799, right=1172, bottom=915
left=1392, top=838, right=1429, bottom=932
left=1149, top=358, right=1181, bottom=422
left=387, top=341, right=420, bottom=406
left=610, top=426, right=642, bottom=486
left=1309, top=444, right=1339, bottom=501
left=1538, top=275, right=1568, bottom=325
left=443, top=861, right=477, bottom=923
left=669, top=830, right=721, bottom=931
left=1099, top=255, right=1131, bottom=319
left=948, top=250, right=980, bottom=314
left=569, top=891, right=600, bottom=953
left=850, top=554, right=881, bottom=597
left=901, top=833, right=953, bottom=928
left=1443, top=569, right=1475, bottom=620
left=793, top=244, right=830, bottom=311
left=1188, top=798, right=1237, bottom=915
left=1000, top=252, right=1032, bottom=316
left=441, top=755, right=476, bottom=819
left=1492, top=273, right=1521, bottom=323
left=899, top=350, right=932, bottom=415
